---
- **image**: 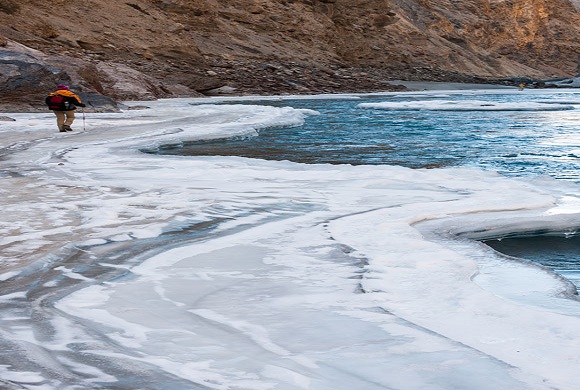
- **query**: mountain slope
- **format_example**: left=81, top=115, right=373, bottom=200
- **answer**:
left=1, top=0, right=580, bottom=108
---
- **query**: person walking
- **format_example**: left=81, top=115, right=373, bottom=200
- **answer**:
left=45, top=84, right=86, bottom=132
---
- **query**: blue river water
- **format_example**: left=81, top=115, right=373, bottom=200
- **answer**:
left=163, top=91, right=580, bottom=181
left=160, top=90, right=580, bottom=288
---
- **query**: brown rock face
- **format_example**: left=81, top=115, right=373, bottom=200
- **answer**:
left=1, top=0, right=580, bottom=107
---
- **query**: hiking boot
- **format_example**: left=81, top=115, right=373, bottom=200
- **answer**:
left=63, top=125, right=73, bottom=132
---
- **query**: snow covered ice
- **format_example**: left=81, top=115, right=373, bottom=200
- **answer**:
left=0, top=92, right=579, bottom=389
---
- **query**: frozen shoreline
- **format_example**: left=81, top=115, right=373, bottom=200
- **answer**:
left=0, top=80, right=522, bottom=115
left=0, top=94, right=579, bottom=389
left=389, top=80, right=517, bottom=91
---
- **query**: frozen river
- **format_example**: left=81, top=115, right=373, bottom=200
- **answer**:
left=0, top=90, right=579, bottom=389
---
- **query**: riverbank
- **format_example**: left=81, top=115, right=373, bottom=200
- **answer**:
left=0, top=78, right=523, bottom=115
left=391, top=80, right=516, bottom=90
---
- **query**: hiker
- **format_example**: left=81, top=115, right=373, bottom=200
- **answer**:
left=45, top=84, right=86, bottom=132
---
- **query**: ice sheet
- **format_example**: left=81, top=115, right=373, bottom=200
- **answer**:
left=0, top=95, right=579, bottom=389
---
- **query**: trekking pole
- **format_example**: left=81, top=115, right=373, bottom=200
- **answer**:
left=83, top=100, right=95, bottom=132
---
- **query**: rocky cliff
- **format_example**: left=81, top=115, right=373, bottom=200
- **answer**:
left=2, top=0, right=580, bottom=110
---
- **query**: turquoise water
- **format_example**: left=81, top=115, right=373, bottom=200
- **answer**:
left=160, top=91, right=580, bottom=288
left=162, top=92, right=580, bottom=182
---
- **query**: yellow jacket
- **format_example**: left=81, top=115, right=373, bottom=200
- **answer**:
left=46, top=90, right=85, bottom=111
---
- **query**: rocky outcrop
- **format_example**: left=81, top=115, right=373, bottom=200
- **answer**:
left=1, top=0, right=580, bottom=111
left=1, top=42, right=105, bottom=110
left=542, top=76, right=580, bottom=87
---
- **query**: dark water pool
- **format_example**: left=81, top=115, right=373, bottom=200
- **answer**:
left=485, top=234, right=580, bottom=289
